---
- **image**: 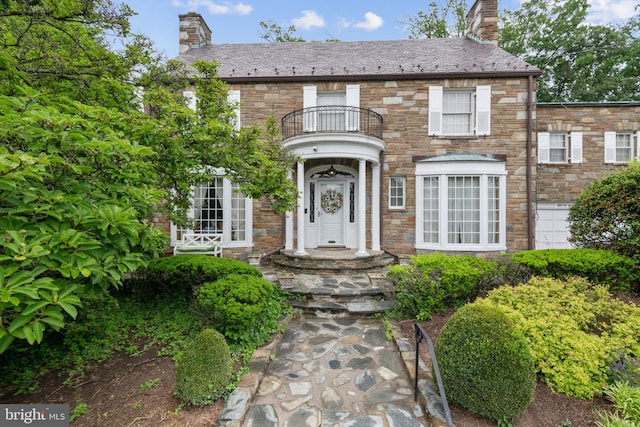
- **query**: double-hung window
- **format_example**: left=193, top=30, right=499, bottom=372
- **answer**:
left=604, top=132, right=636, bottom=164
left=389, top=177, right=406, bottom=209
left=416, top=158, right=506, bottom=251
left=172, top=174, right=252, bottom=247
left=538, top=132, right=583, bottom=164
left=428, top=86, right=491, bottom=136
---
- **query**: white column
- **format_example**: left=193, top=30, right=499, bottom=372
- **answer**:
left=295, top=161, right=307, bottom=256
left=371, top=162, right=381, bottom=252
left=356, top=159, right=368, bottom=256
left=285, top=170, right=294, bottom=251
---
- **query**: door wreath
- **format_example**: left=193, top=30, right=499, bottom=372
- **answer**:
left=321, top=189, right=343, bottom=214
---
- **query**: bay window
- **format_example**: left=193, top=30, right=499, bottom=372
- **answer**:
left=416, top=158, right=506, bottom=250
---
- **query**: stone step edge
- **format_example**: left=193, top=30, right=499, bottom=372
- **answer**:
left=389, top=321, right=452, bottom=427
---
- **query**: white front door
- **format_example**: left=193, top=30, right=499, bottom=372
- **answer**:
left=317, top=181, right=346, bottom=246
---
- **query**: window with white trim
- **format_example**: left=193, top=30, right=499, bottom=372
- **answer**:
left=416, top=160, right=506, bottom=250
left=538, top=132, right=583, bottom=164
left=604, top=132, right=636, bottom=164
left=389, top=177, right=406, bottom=209
left=428, top=86, right=491, bottom=136
left=172, top=175, right=252, bottom=247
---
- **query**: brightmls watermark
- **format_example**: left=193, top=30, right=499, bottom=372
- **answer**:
left=1, top=404, right=69, bottom=426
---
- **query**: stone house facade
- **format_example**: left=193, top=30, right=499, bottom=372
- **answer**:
left=168, top=0, right=639, bottom=260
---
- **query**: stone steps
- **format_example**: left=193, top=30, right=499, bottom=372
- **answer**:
left=260, top=254, right=396, bottom=316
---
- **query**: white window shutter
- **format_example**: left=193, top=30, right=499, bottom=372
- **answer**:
left=604, top=131, right=616, bottom=163
left=538, top=132, right=550, bottom=164
left=227, top=90, right=241, bottom=130
left=635, top=132, right=639, bottom=160
left=183, top=90, right=197, bottom=111
left=303, top=85, right=317, bottom=132
left=345, top=84, right=360, bottom=131
left=475, top=85, right=491, bottom=136
left=428, top=86, right=443, bottom=136
left=570, top=131, right=583, bottom=164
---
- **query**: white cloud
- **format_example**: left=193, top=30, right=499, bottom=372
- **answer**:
left=171, top=0, right=253, bottom=15
left=353, top=12, right=383, bottom=31
left=292, top=10, right=326, bottom=30
left=588, top=0, right=637, bottom=23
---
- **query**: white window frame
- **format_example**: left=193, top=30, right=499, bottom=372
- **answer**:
left=604, top=131, right=636, bottom=164
left=538, top=132, right=582, bottom=164
left=171, top=170, right=253, bottom=248
left=428, top=86, right=491, bottom=136
left=415, top=161, right=506, bottom=251
left=303, top=85, right=360, bottom=132
left=389, top=176, right=406, bottom=209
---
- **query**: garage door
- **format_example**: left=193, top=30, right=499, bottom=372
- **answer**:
left=535, top=203, right=574, bottom=249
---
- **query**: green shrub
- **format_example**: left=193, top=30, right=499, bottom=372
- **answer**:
left=124, top=255, right=262, bottom=296
left=386, top=253, right=499, bottom=320
left=174, top=328, right=233, bottom=406
left=568, top=161, right=640, bottom=266
left=435, top=300, right=536, bottom=421
left=486, top=277, right=640, bottom=399
left=511, top=249, right=639, bottom=293
left=196, top=274, right=285, bottom=348
left=598, top=382, right=640, bottom=426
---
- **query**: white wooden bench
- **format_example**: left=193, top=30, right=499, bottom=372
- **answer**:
left=173, top=233, right=222, bottom=257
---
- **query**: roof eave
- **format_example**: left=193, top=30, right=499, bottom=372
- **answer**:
left=217, top=69, right=542, bottom=84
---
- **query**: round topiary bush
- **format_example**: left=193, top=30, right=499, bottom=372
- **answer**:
left=435, top=300, right=536, bottom=421
left=174, top=328, right=234, bottom=406
left=196, top=273, right=285, bottom=348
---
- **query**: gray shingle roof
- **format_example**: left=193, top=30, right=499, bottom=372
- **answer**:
left=176, top=37, right=540, bottom=82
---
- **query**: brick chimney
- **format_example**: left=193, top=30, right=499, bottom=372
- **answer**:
left=179, top=12, right=212, bottom=54
left=465, top=0, right=498, bottom=45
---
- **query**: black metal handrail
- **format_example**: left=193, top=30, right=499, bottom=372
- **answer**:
left=281, top=105, right=383, bottom=140
left=415, top=323, right=454, bottom=427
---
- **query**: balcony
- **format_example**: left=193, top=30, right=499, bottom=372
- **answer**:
left=281, top=106, right=383, bottom=140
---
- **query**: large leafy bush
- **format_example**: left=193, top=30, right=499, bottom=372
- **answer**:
left=386, top=253, right=499, bottom=320
left=486, top=277, right=640, bottom=399
left=511, top=248, right=639, bottom=293
left=174, top=328, right=233, bottom=406
left=435, top=300, right=536, bottom=421
left=125, top=255, right=261, bottom=296
left=196, top=274, right=286, bottom=348
left=569, top=161, right=640, bottom=264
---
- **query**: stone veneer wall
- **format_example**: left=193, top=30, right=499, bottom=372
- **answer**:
left=535, top=104, right=640, bottom=203
left=236, top=76, right=534, bottom=255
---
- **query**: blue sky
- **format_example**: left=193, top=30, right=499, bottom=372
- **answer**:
left=124, top=0, right=638, bottom=58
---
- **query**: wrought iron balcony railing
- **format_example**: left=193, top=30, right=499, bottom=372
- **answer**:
left=281, top=105, right=383, bottom=140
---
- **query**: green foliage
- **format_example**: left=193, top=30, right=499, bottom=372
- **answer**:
left=196, top=274, right=287, bottom=348
left=568, top=162, right=640, bottom=268
left=597, top=382, right=640, bottom=426
left=510, top=249, right=639, bottom=293
left=486, top=277, right=640, bottom=399
left=500, top=0, right=640, bottom=102
left=258, top=20, right=306, bottom=42
left=174, top=328, right=233, bottom=406
left=70, top=401, right=88, bottom=423
left=0, top=291, right=207, bottom=396
left=608, top=354, right=640, bottom=388
left=0, top=1, right=299, bottom=353
left=386, top=253, right=499, bottom=320
left=435, top=300, right=536, bottom=421
left=401, top=0, right=467, bottom=38
left=140, top=377, right=161, bottom=390
left=126, top=255, right=262, bottom=296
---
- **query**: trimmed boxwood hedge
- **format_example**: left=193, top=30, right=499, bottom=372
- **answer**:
left=510, top=248, right=639, bottom=293
left=435, top=300, right=536, bottom=421
left=174, top=328, right=233, bottom=406
left=123, top=254, right=262, bottom=296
